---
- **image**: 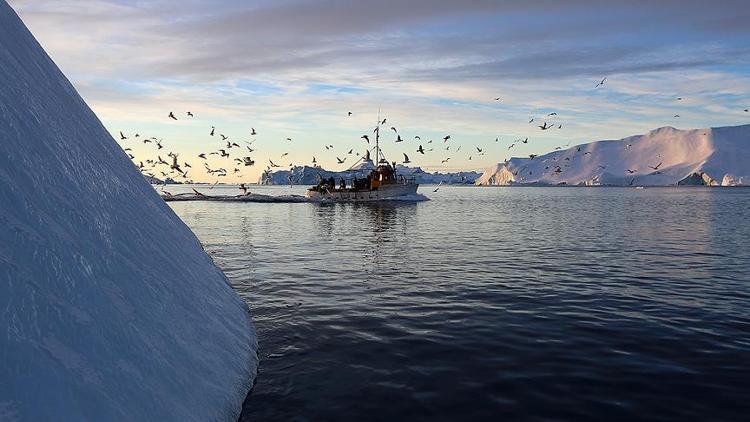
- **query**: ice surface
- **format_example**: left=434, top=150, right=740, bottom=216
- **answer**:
left=478, top=125, right=750, bottom=186
left=0, top=1, right=257, bottom=420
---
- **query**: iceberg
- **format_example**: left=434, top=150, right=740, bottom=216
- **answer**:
left=478, top=125, right=750, bottom=186
left=261, top=160, right=481, bottom=185
left=0, top=1, right=257, bottom=420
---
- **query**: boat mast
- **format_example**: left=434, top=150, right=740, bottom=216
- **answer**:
left=375, top=108, right=381, bottom=166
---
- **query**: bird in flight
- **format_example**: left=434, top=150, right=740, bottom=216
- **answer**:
left=187, top=111, right=194, bottom=117
left=494, top=97, right=501, bottom=101
left=348, top=111, right=353, bottom=116
left=168, top=112, right=177, bottom=120
left=361, top=135, right=370, bottom=143
left=441, top=158, right=450, bottom=164
left=476, top=147, right=483, bottom=153
left=336, top=157, right=346, bottom=164
left=417, top=145, right=425, bottom=154
left=390, top=126, right=398, bottom=133
left=198, top=153, right=207, bottom=159
left=539, top=122, right=553, bottom=130
left=119, top=131, right=127, bottom=140
left=627, top=169, right=637, bottom=174
left=650, top=162, right=663, bottom=170
left=210, top=127, right=215, bottom=136
left=286, top=138, right=293, bottom=142
left=396, top=135, right=404, bottom=143
left=403, top=153, right=411, bottom=164
left=595, top=77, right=607, bottom=88
left=443, top=135, right=451, bottom=143
left=251, top=128, right=257, bottom=136
left=433, top=181, right=443, bottom=193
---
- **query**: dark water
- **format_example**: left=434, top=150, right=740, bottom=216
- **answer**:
left=167, top=185, right=750, bottom=421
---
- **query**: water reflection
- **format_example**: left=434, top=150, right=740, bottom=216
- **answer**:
left=164, top=185, right=750, bottom=422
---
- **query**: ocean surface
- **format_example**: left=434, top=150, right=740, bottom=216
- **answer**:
left=165, top=184, right=750, bottom=421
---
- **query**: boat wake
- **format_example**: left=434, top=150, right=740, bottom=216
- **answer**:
left=162, top=193, right=312, bottom=203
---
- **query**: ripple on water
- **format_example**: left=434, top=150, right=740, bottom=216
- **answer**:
left=166, top=185, right=750, bottom=421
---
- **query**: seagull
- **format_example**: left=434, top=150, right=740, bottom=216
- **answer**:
left=187, top=111, right=194, bottom=117
left=312, top=156, right=317, bottom=164
left=168, top=112, right=177, bottom=120
left=443, top=135, right=451, bottom=142
left=650, top=162, right=663, bottom=171
left=441, top=158, right=450, bottom=164
left=281, top=152, right=289, bottom=158
left=336, top=157, right=346, bottom=164
left=476, top=147, right=483, bottom=153
left=390, top=126, right=398, bottom=133
left=269, top=159, right=281, bottom=168
left=595, top=77, right=607, bottom=88
left=220, top=134, right=228, bottom=140
left=219, top=149, right=230, bottom=158
left=676, top=97, right=683, bottom=101
left=347, top=111, right=353, bottom=116
left=286, top=138, right=292, bottom=142
left=210, top=127, right=215, bottom=136
left=433, top=181, right=443, bottom=192
left=539, top=122, right=553, bottom=130
left=403, top=153, right=411, bottom=164
left=396, top=135, right=404, bottom=143
left=417, top=145, right=425, bottom=154
left=415, top=136, right=421, bottom=140
left=529, top=154, right=537, bottom=160
left=347, top=149, right=353, bottom=154
left=155, top=140, right=163, bottom=149
left=251, top=128, right=257, bottom=136
left=522, top=138, right=529, bottom=144
left=674, top=115, right=680, bottom=118
left=627, top=169, right=637, bottom=174
left=547, top=112, right=558, bottom=116
left=494, top=97, right=501, bottom=101
left=361, top=135, right=370, bottom=143
left=381, top=118, right=387, bottom=125
left=119, top=131, right=127, bottom=140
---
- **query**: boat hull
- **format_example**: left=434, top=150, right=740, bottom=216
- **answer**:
left=306, top=183, right=419, bottom=201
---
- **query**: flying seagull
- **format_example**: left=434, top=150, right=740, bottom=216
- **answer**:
left=168, top=112, right=177, bottom=120
left=403, top=153, right=411, bottom=164
left=595, top=77, right=607, bottom=88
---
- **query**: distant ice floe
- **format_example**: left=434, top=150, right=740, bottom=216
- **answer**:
left=162, top=192, right=431, bottom=203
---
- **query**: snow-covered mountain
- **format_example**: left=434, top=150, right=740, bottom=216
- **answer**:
left=261, top=160, right=480, bottom=185
left=0, top=2, right=257, bottom=420
left=478, top=125, right=750, bottom=186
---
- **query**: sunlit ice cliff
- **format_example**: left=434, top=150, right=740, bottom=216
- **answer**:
left=478, top=125, right=750, bottom=186
left=0, top=1, right=258, bottom=420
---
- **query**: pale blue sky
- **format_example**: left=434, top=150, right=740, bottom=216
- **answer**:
left=9, top=0, right=750, bottom=182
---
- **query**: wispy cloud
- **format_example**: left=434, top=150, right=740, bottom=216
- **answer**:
left=7, top=0, right=750, bottom=181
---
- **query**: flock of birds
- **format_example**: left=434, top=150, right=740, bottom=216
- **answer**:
left=118, top=76, right=749, bottom=186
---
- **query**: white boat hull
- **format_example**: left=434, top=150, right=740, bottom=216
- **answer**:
left=306, top=183, right=419, bottom=201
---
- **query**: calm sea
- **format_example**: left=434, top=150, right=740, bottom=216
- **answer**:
left=165, top=184, right=750, bottom=421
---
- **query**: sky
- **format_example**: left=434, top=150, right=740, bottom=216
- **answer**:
left=8, top=0, right=750, bottom=182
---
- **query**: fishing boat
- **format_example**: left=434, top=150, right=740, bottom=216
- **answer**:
left=305, top=113, right=419, bottom=201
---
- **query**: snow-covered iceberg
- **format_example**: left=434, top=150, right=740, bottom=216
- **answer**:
left=0, top=1, right=258, bottom=420
left=477, top=125, right=750, bottom=186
